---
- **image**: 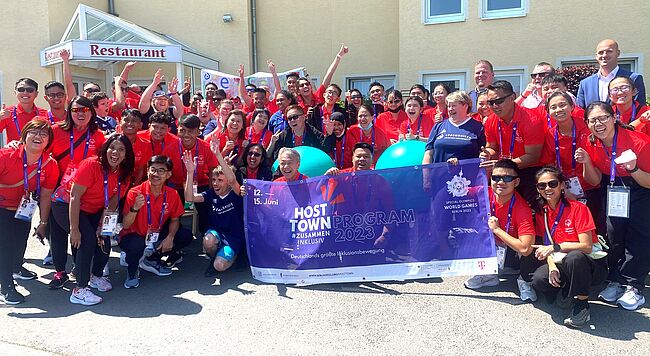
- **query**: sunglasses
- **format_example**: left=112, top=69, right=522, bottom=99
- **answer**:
left=530, top=72, right=551, bottom=79
left=536, top=180, right=560, bottom=190
left=70, top=107, right=91, bottom=113
left=46, top=92, right=66, bottom=99
left=491, top=175, right=518, bottom=183
left=84, top=88, right=101, bottom=93
left=16, top=87, right=36, bottom=93
left=248, top=151, right=262, bottom=158
left=350, top=95, right=363, bottom=100
left=487, top=95, right=511, bottom=106
left=287, top=114, right=302, bottom=121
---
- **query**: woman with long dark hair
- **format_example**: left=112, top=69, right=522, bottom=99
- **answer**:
left=235, top=143, right=273, bottom=182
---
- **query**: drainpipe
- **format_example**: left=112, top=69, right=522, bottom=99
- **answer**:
left=108, top=0, right=117, bottom=16
left=250, top=0, right=258, bottom=72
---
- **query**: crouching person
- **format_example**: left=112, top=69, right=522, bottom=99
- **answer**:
left=184, top=139, right=245, bottom=278
left=119, top=155, right=193, bottom=288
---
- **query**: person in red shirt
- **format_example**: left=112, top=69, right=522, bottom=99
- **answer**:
left=409, top=84, right=436, bottom=115
left=246, top=109, right=273, bottom=149
left=575, top=101, right=650, bottom=311
left=119, top=155, right=192, bottom=288
left=53, top=135, right=134, bottom=305
left=274, top=147, right=308, bottom=182
left=399, top=96, right=434, bottom=141
left=431, top=83, right=451, bottom=124
left=345, top=104, right=391, bottom=166
left=480, top=80, right=546, bottom=204
left=464, top=160, right=535, bottom=300
left=206, top=110, right=247, bottom=160
left=0, top=120, right=58, bottom=304
left=120, top=109, right=152, bottom=185
left=376, top=89, right=407, bottom=143
left=309, top=84, right=350, bottom=132
left=609, top=76, right=650, bottom=135
left=137, top=111, right=177, bottom=156
left=535, top=74, right=584, bottom=129
left=470, top=89, right=492, bottom=124
left=526, top=166, right=606, bottom=328
left=296, top=45, right=349, bottom=113
left=43, top=81, right=68, bottom=124
left=325, top=142, right=374, bottom=175
left=0, top=78, right=47, bottom=143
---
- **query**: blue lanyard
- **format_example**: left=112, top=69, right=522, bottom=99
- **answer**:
left=546, top=113, right=552, bottom=129
left=497, top=120, right=517, bottom=158
left=146, top=190, right=167, bottom=229
left=554, top=123, right=577, bottom=170
left=360, top=126, right=375, bottom=148
left=248, top=126, right=267, bottom=144
left=179, top=139, right=199, bottom=180
left=615, top=102, right=637, bottom=124
left=604, top=125, right=619, bottom=185
left=103, top=170, right=121, bottom=209
left=492, top=195, right=516, bottom=234
left=545, top=201, right=566, bottom=244
left=22, top=150, right=43, bottom=196
left=335, top=134, right=346, bottom=168
left=407, top=113, right=423, bottom=135
left=69, top=129, right=91, bottom=161
left=13, top=106, right=40, bottom=136
left=47, top=111, right=55, bottom=125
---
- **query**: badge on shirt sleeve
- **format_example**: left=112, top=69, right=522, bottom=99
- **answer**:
left=607, top=186, right=630, bottom=218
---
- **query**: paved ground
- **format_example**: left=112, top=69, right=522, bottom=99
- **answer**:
left=1, top=231, right=649, bottom=355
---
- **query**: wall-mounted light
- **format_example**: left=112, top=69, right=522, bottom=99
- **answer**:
left=223, top=14, right=233, bottom=23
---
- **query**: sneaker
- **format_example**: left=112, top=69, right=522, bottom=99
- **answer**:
left=89, top=275, right=113, bottom=292
left=124, top=271, right=140, bottom=289
left=0, top=288, right=25, bottom=305
left=13, top=267, right=37, bottom=280
left=204, top=258, right=218, bottom=278
left=69, top=287, right=102, bottom=306
left=48, top=271, right=69, bottom=290
left=555, top=290, right=573, bottom=309
left=464, top=274, right=499, bottom=290
left=616, top=286, right=646, bottom=311
left=164, top=251, right=184, bottom=268
left=563, top=301, right=590, bottom=329
left=119, top=251, right=128, bottom=267
left=599, top=281, right=625, bottom=302
left=139, top=258, right=172, bottom=276
left=43, top=253, right=53, bottom=266
left=517, top=277, right=537, bottom=302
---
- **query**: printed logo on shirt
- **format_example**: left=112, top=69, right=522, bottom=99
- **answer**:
left=564, top=218, right=575, bottom=234
left=446, top=170, right=471, bottom=197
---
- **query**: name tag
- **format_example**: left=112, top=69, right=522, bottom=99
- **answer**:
left=567, top=176, right=584, bottom=198
left=146, top=230, right=160, bottom=247
left=15, top=195, right=38, bottom=221
left=99, top=210, right=119, bottom=237
left=61, top=164, right=78, bottom=187
left=607, top=186, right=630, bottom=218
left=496, top=245, right=506, bottom=270
left=192, top=183, right=198, bottom=196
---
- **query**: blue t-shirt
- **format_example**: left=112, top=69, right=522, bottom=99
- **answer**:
left=426, top=118, right=485, bottom=163
left=201, top=188, right=245, bottom=253
left=268, top=110, right=287, bottom=133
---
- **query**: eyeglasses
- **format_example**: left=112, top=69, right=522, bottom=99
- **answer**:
left=530, top=72, right=551, bottom=79
left=536, top=180, right=560, bottom=190
left=246, top=88, right=255, bottom=92
left=609, top=85, right=632, bottom=95
left=287, top=114, right=303, bottom=121
left=487, top=95, right=511, bottom=106
left=148, top=167, right=169, bottom=175
left=325, top=90, right=339, bottom=96
left=16, top=87, right=36, bottom=93
left=491, top=175, right=518, bottom=183
left=248, top=151, right=262, bottom=158
left=586, top=115, right=612, bottom=125
left=84, top=88, right=100, bottom=93
left=26, top=130, right=49, bottom=138
left=46, top=92, right=66, bottom=99
left=70, top=107, right=91, bottom=113
left=299, top=83, right=311, bottom=88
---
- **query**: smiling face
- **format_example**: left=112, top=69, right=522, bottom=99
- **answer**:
left=147, top=163, right=172, bottom=186
left=70, top=102, right=92, bottom=129
left=252, top=112, right=269, bottom=132
left=477, top=94, right=492, bottom=118
left=211, top=172, right=231, bottom=196
left=608, top=77, right=635, bottom=106
left=486, top=89, right=515, bottom=120
left=536, top=172, right=562, bottom=205
left=409, top=88, right=427, bottom=102
left=446, top=100, right=468, bottom=120
left=152, top=96, right=169, bottom=112
left=275, top=93, right=290, bottom=111
left=386, top=92, right=402, bottom=112
left=24, top=128, right=50, bottom=152
left=324, top=86, right=340, bottom=105
left=547, top=95, right=573, bottom=125
left=357, top=107, right=372, bottom=128
left=253, top=92, right=267, bottom=109
left=286, top=108, right=306, bottom=131
left=44, top=86, right=65, bottom=110
left=541, top=82, right=567, bottom=101
left=106, top=139, right=126, bottom=169
left=352, top=148, right=372, bottom=171
left=246, top=145, right=263, bottom=169
left=95, top=98, right=110, bottom=117
left=474, top=63, right=494, bottom=88
left=15, top=81, right=38, bottom=106
left=287, top=77, right=298, bottom=94
left=490, top=167, right=519, bottom=197
left=120, top=114, right=142, bottom=136
left=298, top=79, right=312, bottom=96
left=218, top=102, right=233, bottom=120
left=369, top=85, right=384, bottom=103
left=178, top=125, right=199, bottom=148
left=586, top=106, right=615, bottom=141
left=226, top=113, right=244, bottom=135
left=596, top=40, right=620, bottom=71
left=279, top=152, right=300, bottom=179
left=405, top=99, right=422, bottom=120
left=332, top=120, right=345, bottom=137
left=433, top=85, right=449, bottom=105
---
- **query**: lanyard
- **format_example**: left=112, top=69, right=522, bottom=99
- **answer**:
left=146, top=189, right=167, bottom=229
left=103, top=170, right=121, bottom=209
left=604, top=125, right=619, bottom=185
left=151, top=138, right=165, bottom=154
left=492, top=195, right=516, bottom=234
left=248, top=126, right=267, bottom=144
left=22, top=150, right=43, bottom=196
left=13, top=106, right=41, bottom=136
left=497, top=120, right=517, bottom=158
left=69, top=129, right=91, bottom=161
left=545, top=201, right=566, bottom=244
left=179, top=139, right=199, bottom=180
left=335, top=134, right=346, bottom=168
left=47, top=111, right=55, bottom=125
left=320, top=106, right=332, bottom=132
left=554, top=123, right=577, bottom=170
left=360, top=126, right=375, bottom=148
left=546, top=113, right=552, bottom=129
left=615, top=102, right=637, bottom=124
left=407, top=114, right=423, bottom=135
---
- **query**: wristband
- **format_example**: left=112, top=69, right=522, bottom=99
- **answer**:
left=38, top=221, right=48, bottom=226
left=626, top=165, right=639, bottom=174
left=553, top=243, right=561, bottom=252
left=130, top=206, right=140, bottom=213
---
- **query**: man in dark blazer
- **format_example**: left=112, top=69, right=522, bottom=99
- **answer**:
left=577, top=39, right=645, bottom=108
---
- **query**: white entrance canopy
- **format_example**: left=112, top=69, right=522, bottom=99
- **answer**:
left=40, top=4, right=218, bottom=74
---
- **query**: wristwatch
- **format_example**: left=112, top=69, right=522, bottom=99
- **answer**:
left=626, top=165, right=639, bottom=174
left=553, top=243, right=561, bottom=252
left=130, top=206, right=140, bottom=213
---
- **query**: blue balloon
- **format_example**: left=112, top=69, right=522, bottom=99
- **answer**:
left=375, top=140, right=427, bottom=170
left=272, top=146, right=335, bottom=177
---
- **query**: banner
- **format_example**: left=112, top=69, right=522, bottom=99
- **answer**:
left=244, top=159, right=498, bottom=285
left=201, top=67, right=305, bottom=98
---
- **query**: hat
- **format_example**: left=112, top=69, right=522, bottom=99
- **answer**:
left=330, top=112, right=346, bottom=125
left=153, top=90, right=167, bottom=98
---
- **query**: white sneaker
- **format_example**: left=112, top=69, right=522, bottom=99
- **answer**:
left=599, top=282, right=625, bottom=302
left=464, top=274, right=499, bottom=290
left=89, top=275, right=113, bottom=292
left=102, top=264, right=110, bottom=277
left=517, top=276, right=537, bottom=302
left=70, top=287, right=102, bottom=305
left=119, top=251, right=127, bottom=267
left=616, top=286, right=646, bottom=311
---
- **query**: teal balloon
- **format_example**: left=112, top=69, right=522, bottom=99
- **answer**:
left=375, top=140, right=427, bottom=170
left=272, top=146, right=335, bottom=177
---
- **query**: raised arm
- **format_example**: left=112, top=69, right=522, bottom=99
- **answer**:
left=112, top=62, right=136, bottom=112
left=237, top=64, right=253, bottom=109
left=168, top=77, right=184, bottom=118
left=182, top=150, right=204, bottom=203
left=139, top=69, right=164, bottom=114
left=322, top=44, right=349, bottom=88
left=60, top=49, right=76, bottom=100
left=267, top=59, right=282, bottom=99
left=211, top=138, right=242, bottom=195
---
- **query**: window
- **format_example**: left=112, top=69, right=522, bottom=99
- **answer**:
left=422, top=71, right=468, bottom=95
left=559, top=56, right=641, bottom=74
left=423, top=0, right=467, bottom=24
left=347, top=75, right=396, bottom=96
left=493, top=67, right=526, bottom=95
left=480, top=0, right=527, bottom=20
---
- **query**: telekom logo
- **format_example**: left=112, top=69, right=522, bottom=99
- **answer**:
left=478, top=260, right=486, bottom=270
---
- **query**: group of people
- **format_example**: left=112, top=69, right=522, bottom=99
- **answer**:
left=0, top=39, right=647, bottom=329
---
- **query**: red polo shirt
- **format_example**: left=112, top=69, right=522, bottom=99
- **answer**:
left=137, top=130, right=177, bottom=156
left=0, top=146, right=59, bottom=209
left=245, top=126, right=272, bottom=147
left=398, top=111, right=435, bottom=138
left=484, top=105, right=545, bottom=163
left=297, top=85, right=326, bottom=112
left=535, top=199, right=596, bottom=244
left=376, top=111, right=408, bottom=142
left=121, top=181, right=185, bottom=237
left=612, top=102, right=650, bottom=135
left=585, top=126, right=650, bottom=178
left=0, top=105, right=48, bottom=142
left=130, top=135, right=153, bottom=174
left=48, top=124, right=106, bottom=177
left=161, top=137, right=218, bottom=187
left=71, top=157, right=130, bottom=214
left=345, top=125, right=391, bottom=166
left=274, top=172, right=308, bottom=182
left=488, top=189, right=534, bottom=244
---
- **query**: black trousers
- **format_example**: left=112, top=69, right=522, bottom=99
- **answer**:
left=50, top=202, right=78, bottom=273
left=0, top=209, right=31, bottom=290
left=520, top=250, right=607, bottom=299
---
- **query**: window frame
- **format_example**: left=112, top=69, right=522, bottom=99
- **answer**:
left=480, top=0, right=528, bottom=20
left=420, top=69, right=469, bottom=94
left=493, top=66, right=528, bottom=95
left=345, top=73, right=397, bottom=95
left=557, top=54, right=644, bottom=77
left=423, top=0, right=468, bottom=25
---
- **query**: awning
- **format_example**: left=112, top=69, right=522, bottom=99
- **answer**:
left=40, top=4, right=219, bottom=70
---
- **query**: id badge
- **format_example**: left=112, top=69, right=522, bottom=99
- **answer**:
left=61, top=163, right=78, bottom=186
left=14, top=195, right=38, bottom=221
left=145, top=229, right=160, bottom=247
left=567, top=176, right=584, bottom=198
left=607, top=185, right=630, bottom=218
left=99, top=210, right=119, bottom=237
left=496, top=245, right=506, bottom=270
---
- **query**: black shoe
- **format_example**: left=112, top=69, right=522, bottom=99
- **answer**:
left=204, top=258, right=218, bottom=278
left=164, top=251, right=184, bottom=268
left=1, top=288, right=25, bottom=305
left=13, top=267, right=37, bottom=280
left=48, top=271, right=69, bottom=290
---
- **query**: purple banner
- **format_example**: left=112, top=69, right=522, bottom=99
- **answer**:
left=244, top=159, right=497, bottom=284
